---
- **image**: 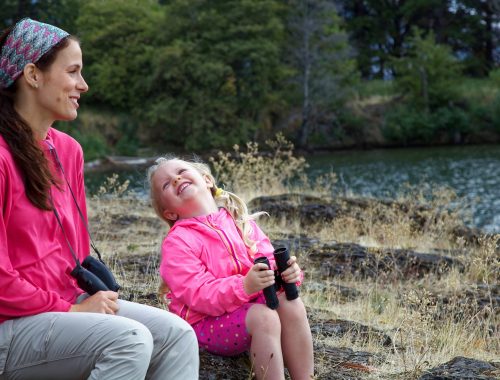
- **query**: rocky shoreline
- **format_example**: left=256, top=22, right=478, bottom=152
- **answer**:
left=88, top=193, right=499, bottom=379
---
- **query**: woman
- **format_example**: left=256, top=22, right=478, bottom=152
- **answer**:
left=0, top=18, right=199, bottom=379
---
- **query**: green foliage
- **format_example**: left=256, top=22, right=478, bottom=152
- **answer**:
left=140, top=0, right=287, bottom=151
left=0, top=0, right=80, bottom=32
left=392, top=29, right=462, bottom=111
left=286, top=0, right=359, bottom=147
left=77, top=0, right=162, bottom=110
left=383, top=104, right=471, bottom=144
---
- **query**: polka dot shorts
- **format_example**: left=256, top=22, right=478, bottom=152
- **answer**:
left=192, top=294, right=265, bottom=356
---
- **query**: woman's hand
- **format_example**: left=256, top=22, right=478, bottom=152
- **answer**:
left=243, top=262, right=275, bottom=295
left=280, top=256, right=301, bottom=284
left=69, top=291, right=119, bottom=314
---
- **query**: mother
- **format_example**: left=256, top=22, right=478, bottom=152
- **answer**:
left=0, top=18, right=198, bottom=379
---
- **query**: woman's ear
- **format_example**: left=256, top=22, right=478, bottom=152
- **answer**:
left=163, top=210, right=178, bottom=222
left=22, top=63, right=40, bottom=89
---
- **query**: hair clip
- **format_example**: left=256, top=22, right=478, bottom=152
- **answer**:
left=214, top=187, right=224, bottom=197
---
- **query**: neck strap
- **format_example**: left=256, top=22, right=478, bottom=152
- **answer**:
left=46, top=140, right=104, bottom=263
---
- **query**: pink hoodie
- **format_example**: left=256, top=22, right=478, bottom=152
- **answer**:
left=160, top=208, right=276, bottom=325
left=0, top=128, right=88, bottom=323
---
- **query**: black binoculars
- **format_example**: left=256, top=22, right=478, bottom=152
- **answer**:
left=70, top=256, right=121, bottom=295
left=254, top=247, right=299, bottom=310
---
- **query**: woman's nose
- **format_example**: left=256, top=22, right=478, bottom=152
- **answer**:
left=78, top=75, right=89, bottom=93
left=173, top=175, right=181, bottom=184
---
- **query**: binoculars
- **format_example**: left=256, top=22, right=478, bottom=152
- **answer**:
left=70, top=256, right=121, bottom=295
left=254, top=247, right=299, bottom=310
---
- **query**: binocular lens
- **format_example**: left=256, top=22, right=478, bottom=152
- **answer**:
left=70, top=265, right=110, bottom=295
left=70, top=256, right=120, bottom=295
left=82, top=256, right=120, bottom=292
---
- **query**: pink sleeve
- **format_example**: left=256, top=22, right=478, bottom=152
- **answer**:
left=0, top=171, right=72, bottom=319
left=160, top=234, right=254, bottom=317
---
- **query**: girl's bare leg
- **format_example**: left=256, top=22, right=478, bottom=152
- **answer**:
left=246, top=304, right=285, bottom=380
left=277, top=295, right=314, bottom=379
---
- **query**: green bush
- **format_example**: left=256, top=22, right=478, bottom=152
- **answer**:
left=383, top=105, right=471, bottom=144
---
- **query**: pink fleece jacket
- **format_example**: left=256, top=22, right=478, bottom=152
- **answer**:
left=160, top=208, right=276, bottom=325
left=0, top=128, right=89, bottom=323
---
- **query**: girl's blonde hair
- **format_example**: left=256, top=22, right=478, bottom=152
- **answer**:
left=147, top=154, right=266, bottom=254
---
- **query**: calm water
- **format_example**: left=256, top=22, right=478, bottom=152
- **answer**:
left=85, top=144, right=500, bottom=233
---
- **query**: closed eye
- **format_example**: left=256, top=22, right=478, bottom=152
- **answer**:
left=162, top=180, right=170, bottom=190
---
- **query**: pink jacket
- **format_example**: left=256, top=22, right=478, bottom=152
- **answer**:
left=0, top=128, right=88, bottom=323
left=160, top=208, right=276, bottom=325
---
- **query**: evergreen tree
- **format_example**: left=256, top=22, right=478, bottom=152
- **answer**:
left=286, top=0, right=357, bottom=148
left=392, top=28, right=462, bottom=111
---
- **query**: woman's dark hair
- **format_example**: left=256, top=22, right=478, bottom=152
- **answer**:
left=0, top=25, right=74, bottom=210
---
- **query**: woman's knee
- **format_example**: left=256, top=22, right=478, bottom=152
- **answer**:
left=106, top=316, right=154, bottom=359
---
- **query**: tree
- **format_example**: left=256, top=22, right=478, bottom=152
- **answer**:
left=392, top=28, right=462, bottom=111
left=336, top=0, right=452, bottom=79
left=336, top=0, right=499, bottom=78
left=143, top=0, right=287, bottom=151
left=76, top=0, right=162, bottom=110
left=286, top=0, right=357, bottom=148
left=0, top=0, right=81, bottom=34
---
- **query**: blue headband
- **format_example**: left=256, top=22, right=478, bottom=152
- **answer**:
left=0, top=18, right=69, bottom=89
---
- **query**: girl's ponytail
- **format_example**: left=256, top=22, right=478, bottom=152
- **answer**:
left=212, top=187, right=266, bottom=255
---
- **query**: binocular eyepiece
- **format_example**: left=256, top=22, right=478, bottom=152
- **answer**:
left=70, top=256, right=121, bottom=295
left=254, top=247, right=299, bottom=310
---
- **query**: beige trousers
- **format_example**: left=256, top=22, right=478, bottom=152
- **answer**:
left=0, top=299, right=198, bottom=380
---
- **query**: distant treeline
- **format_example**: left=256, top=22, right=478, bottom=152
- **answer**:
left=1, top=0, right=499, bottom=158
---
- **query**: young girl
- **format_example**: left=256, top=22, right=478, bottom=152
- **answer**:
left=148, top=155, right=314, bottom=380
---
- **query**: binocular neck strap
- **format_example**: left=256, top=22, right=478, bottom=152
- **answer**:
left=45, top=141, right=104, bottom=263
left=49, top=195, right=81, bottom=268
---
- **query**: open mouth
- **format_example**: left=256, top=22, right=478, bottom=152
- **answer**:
left=69, top=97, right=79, bottom=108
left=177, top=182, right=191, bottom=195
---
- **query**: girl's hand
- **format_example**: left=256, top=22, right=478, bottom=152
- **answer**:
left=69, top=291, right=119, bottom=314
left=280, top=256, right=301, bottom=284
left=243, top=262, right=275, bottom=295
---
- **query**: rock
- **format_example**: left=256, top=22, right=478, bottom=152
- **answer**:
left=308, top=242, right=465, bottom=280
left=419, top=356, right=500, bottom=379
left=310, top=318, right=393, bottom=347
left=250, top=193, right=339, bottom=225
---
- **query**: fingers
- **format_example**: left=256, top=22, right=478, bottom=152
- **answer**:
left=287, top=255, right=297, bottom=266
left=281, top=257, right=301, bottom=283
left=76, top=291, right=120, bottom=314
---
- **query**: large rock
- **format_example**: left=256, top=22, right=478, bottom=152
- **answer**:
left=419, top=356, right=500, bottom=379
left=250, top=194, right=483, bottom=243
left=308, top=242, right=465, bottom=280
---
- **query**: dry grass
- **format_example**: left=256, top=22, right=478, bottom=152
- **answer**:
left=87, top=136, right=499, bottom=379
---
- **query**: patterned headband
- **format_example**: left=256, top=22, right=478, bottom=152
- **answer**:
left=0, top=18, right=69, bottom=89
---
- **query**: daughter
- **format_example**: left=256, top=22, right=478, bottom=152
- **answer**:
left=148, top=156, right=314, bottom=380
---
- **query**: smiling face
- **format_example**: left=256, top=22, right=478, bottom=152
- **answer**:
left=151, top=159, right=218, bottom=222
left=34, top=39, right=88, bottom=122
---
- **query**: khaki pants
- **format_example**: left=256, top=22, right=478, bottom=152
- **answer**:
left=0, top=299, right=198, bottom=380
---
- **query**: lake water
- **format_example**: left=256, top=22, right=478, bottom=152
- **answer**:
left=85, top=144, right=500, bottom=233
